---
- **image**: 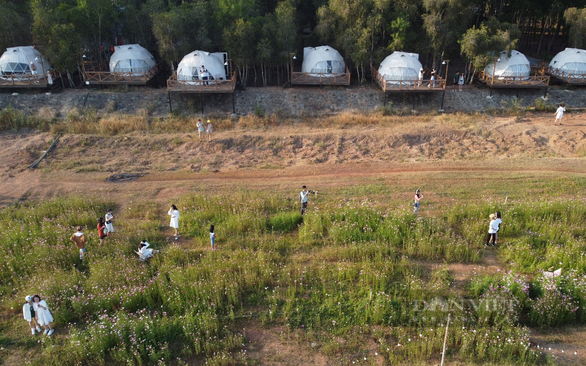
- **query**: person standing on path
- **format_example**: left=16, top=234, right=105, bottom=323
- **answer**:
left=206, top=120, right=213, bottom=142
left=70, top=226, right=87, bottom=260
left=210, top=225, right=216, bottom=250
left=168, top=204, right=180, bottom=238
left=486, top=214, right=498, bottom=246
left=300, top=186, right=311, bottom=215
left=23, top=295, right=41, bottom=335
left=458, top=73, right=465, bottom=91
left=413, top=189, right=423, bottom=214
left=105, top=209, right=115, bottom=236
left=196, top=119, right=204, bottom=141
left=32, top=295, right=55, bottom=336
left=453, top=72, right=459, bottom=90
left=554, top=103, right=565, bottom=125
left=97, top=217, right=106, bottom=244
left=494, top=211, right=503, bottom=245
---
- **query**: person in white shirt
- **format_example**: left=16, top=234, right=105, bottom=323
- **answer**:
left=554, top=103, right=565, bottom=126
left=494, top=211, right=503, bottom=245
left=418, top=68, right=424, bottom=86
left=105, top=208, right=115, bottom=236
left=413, top=189, right=423, bottom=214
left=32, top=295, right=55, bottom=336
left=138, top=240, right=159, bottom=259
left=168, top=204, right=180, bottom=238
left=458, top=73, right=465, bottom=91
left=486, top=214, right=498, bottom=246
left=300, top=186, right=310, bottom=215
left=23, top=295, right=41, bottom=335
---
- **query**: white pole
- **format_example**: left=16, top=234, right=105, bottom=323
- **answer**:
left=440, top=313, right=451, bottom=366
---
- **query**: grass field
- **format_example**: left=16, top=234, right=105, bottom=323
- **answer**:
left=1, top=172, right=586, bottom=365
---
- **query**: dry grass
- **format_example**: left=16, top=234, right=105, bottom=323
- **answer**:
left=37, top=106, right=58, bottom=120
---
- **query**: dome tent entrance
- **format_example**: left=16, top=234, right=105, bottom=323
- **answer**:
left=549, top=48, right=586, bottom=84
left=0, top=46, right=53, bottom=88
left=83, top=44, right=159, bottom=85
left=291, top=45, right=350, bottom=86
left=177, top=51, right=228, bottom=82
left=484, top=50, right=530, bottom=79
left=372, top=52, right=446, bottom=92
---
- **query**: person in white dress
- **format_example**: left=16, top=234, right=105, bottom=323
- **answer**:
left=23, top=295, right=42, bottom=335
left=206, top=120, right=213, bottom=142
left=168, top=204, right=180, bottom=237
left=32, top=295, right=54, bottom=336
left=105, top=209, right=115, bottom=236
left=137, top=240, right=159, bottom=260
left=554, top=103, right=565, bottom=126
left=458, top=74, right=465, bottom=91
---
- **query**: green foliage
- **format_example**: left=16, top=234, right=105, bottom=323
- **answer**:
left=268, top=212, right=303, bottom=232
left=0, top=106, right=46, bottom=131
left=564, top=7, right=586, bottom=49
left=460, top=17, right=521, bottom=71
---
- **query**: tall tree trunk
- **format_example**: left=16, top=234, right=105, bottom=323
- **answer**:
left=547, top=16, right=562, bottom=54
left=536, top=16, right=550, bottom=57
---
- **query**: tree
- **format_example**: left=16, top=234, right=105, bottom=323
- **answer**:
left=459, top=17, right=521, bottom=71
left=564, top=7, right=586, bottom=49
left=77, top=0, right=115, bottom=63
left=223, top=18, right=257, bottom=85
left=0, top=0, right=31, bottom=52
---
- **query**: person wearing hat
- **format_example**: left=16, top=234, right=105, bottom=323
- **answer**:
left=486, top=214, right=498, bottom=246
left=206, top=120, right=213, bottom=142
left=23, top=295, right=41, bottom=335
left=413, top=189, right=423, bottom=214
left=70, top=226, right=87, bottom=260
left=32, top=294, right=55, bottom=336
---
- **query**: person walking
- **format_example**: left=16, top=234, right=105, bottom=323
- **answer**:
left=70, top=226, right=87, bottom=260
left=210, top=225, right=216, bottom=250
left=32, top=295, right=55, bottom=336
left=23, top=295, right=41, bottom=335
left=168, top=204, right=180, bottom=238
left=196, top=119, right=204, bottom=141
left=453, top=72, right=459, bottom=90
left=206, top=120, right=213, bottom=142
left=105, top=209, right=115, bottom=236
left=554, top=103, right=565, bottom=126
left=413, top=189, right=423, bottom=214
left=97, top=217, right=106, bottom=244
left=300, top=185, right=310, bottom=215
left=494, top=211, right=503, bottom=245
left=486, top=214, right=498, bottom=246
left=458, top=73, right=465, bottom=91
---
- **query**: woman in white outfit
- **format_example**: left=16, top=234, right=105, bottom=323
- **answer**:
left=33, top=295, right=55, bottom=335
left=168, top=204, right=180, bottom=237
left=23, top=295, right=42, bottom=335
left=138, top=240, right=159, bottom=259
left=105, top=208, right=115, bottom=236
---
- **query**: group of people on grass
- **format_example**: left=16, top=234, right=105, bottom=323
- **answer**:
left=196, top=119, right=214, bottom=142
left=23, top=295, right=55, bottom=336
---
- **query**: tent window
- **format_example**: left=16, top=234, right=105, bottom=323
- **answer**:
left=326, top=61, right=332, bottom=73
left=0, top=62, right=31, bottom=75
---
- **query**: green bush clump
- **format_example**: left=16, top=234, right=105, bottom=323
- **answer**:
left=268, top=211, right=303, bottom=232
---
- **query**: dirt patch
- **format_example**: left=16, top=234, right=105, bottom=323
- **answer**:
left=529, top=326, right=586, bottom=366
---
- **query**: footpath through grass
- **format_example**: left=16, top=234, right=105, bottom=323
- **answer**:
left=1, top=181, right=586, bottom=365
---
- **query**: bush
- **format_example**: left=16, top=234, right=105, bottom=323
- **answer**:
left=268, top=212, right=303, bottom=232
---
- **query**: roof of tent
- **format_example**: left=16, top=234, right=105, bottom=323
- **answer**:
left=378, top=52, right=421, bottom=81
left=484, top=50, right=530, bottom=78
left=302, top=46, right=345, bottom=74
left=0, top=46, right=51, bottom=75
left=549, top=48, right=586, bottom=76
left=109, top=44, right=155, bottom=73
left=177, top=51, right=227, bottom=81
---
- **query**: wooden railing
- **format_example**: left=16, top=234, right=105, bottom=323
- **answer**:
left=291, top=67, right=350, bottom=86
left=83, top=64, right=160, bottom=85
left=371, top=66, right=446, bottom=92
left=167, top=71, right=237, bottom=93
left=0, top=73, right=54, bottom=88
left=548, top=67, right=586, bottom=84
left=481, top=71, right=549, bottom=87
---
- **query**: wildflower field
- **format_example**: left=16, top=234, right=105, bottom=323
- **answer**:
left=1, top=179, right=586, bottom=365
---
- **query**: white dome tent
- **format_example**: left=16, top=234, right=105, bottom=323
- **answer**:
left=302, top=46, right=345, bottom=74
left=177, top=51, right=227, bottom=82
left=549, top=48, right=586, bottom=76
left=109, top=44, right=155, bottom=75
left=484, top=50, right=530, bottom=79
left=378, top=52, right=421, bottom=84
left=0, top=46, right=51, bottom=76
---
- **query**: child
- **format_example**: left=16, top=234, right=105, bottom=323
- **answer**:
left=554, top=103, right=565, bottom=126
left=23, top=295, right=41, bottom=335
left=206, top=120, right=213, bottom=142
left=210, top=225, right=216, bottom=250
left=196, top=119, right=204, bottom=141
left=70, top=226, right=87, bottom=260
left=33, top=295, right=55, bottom=336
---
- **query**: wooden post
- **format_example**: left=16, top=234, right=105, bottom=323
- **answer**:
left=440, top=313, right=451, bottom=366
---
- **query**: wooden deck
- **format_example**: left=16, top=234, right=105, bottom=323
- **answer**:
left=481, top=71, right=549, bottom=88
left=372, top=66, right=446, bottom=92
left=548, top=67, right=586, bottom=85
left=82, top=64, right=160, bottom=85
left=167, top=71, right=236, bottom=93
left=0, top=74, right=53, bottom=88
left=291, top=68, right=350, bottom=86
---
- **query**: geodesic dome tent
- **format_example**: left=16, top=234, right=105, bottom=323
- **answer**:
left=0, top=46, right=51, bottom=76
left=549, top=48, right=586, bottom=76
left=177, top=51, right=227, bottom=81
left=109, top=44, right=155, bottom=75
left=302, top=46, right=345, bottom=74
left=484, top=50, right=530, bottom=79
left=378, top=52, right=421, bottom=84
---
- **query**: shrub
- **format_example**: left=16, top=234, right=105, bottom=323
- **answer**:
left=268, top=212, right=303, bottom=232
